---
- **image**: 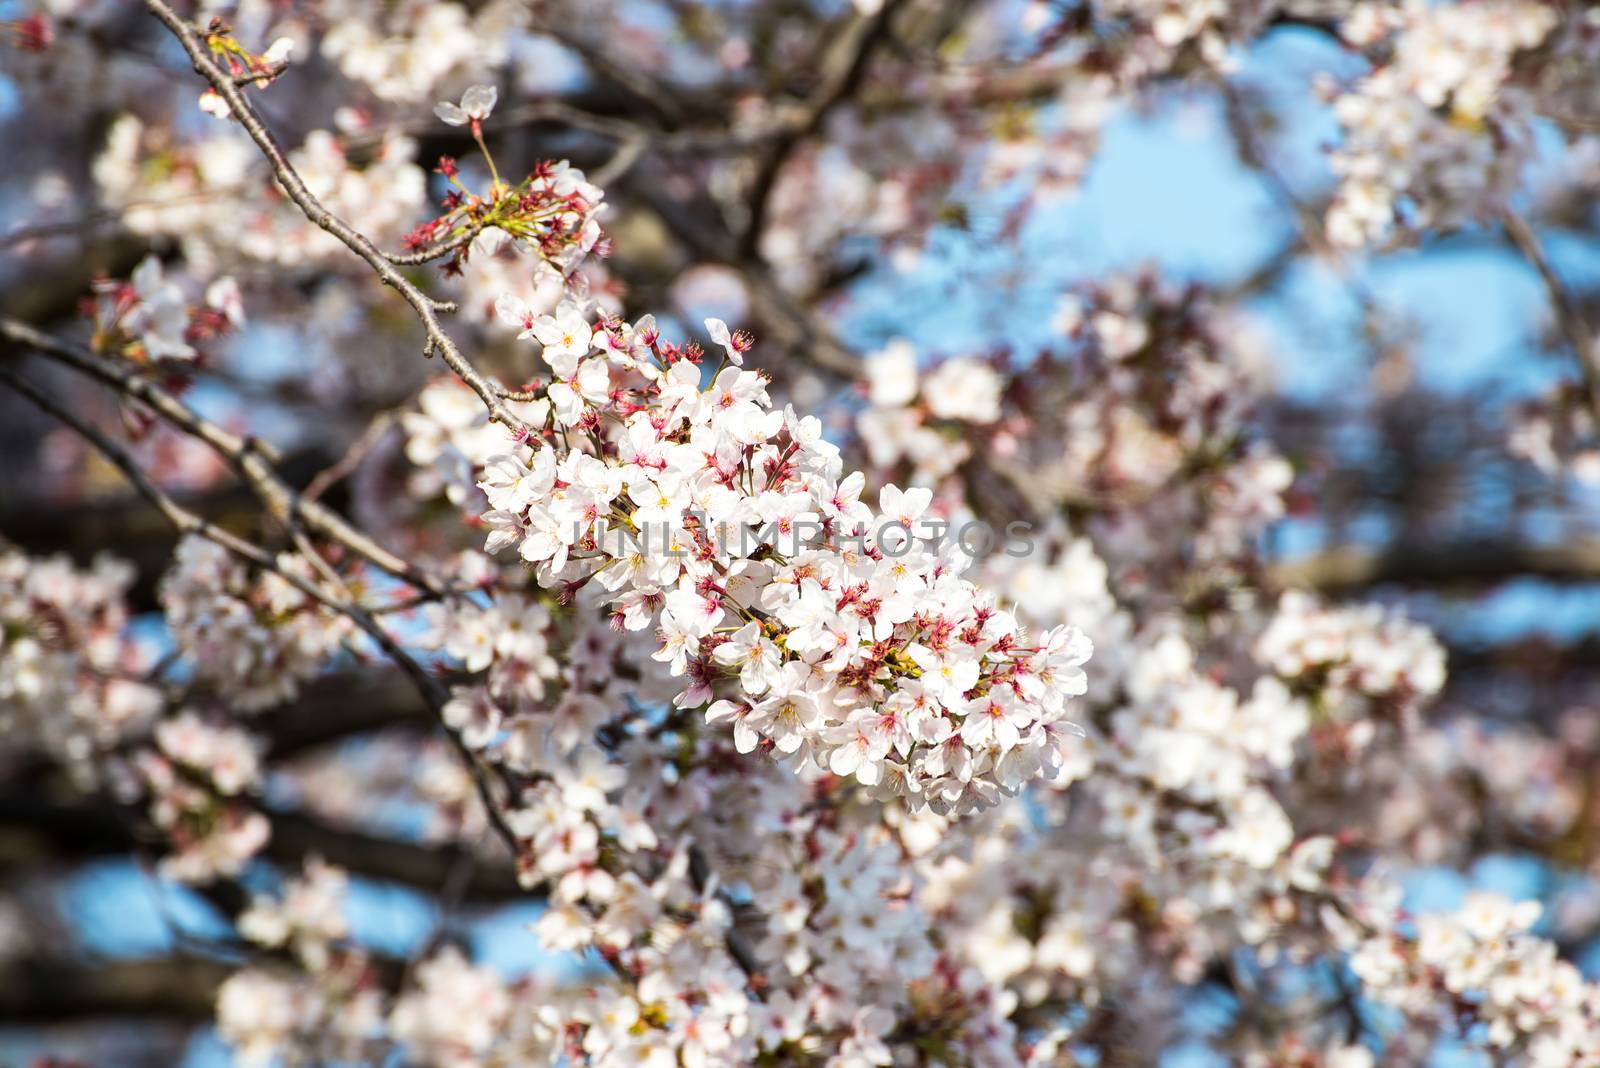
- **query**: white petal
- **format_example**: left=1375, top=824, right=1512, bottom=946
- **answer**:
left=461, top=84, right=498, bottom=120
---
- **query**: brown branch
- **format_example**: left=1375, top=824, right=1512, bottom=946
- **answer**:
left=301, top=412, right=396, bottom=504
left=738, top=261, right=866, bottom=377
left=383, top=221, right=487, bottom=267
left=0, top=468, right=291, bottom=611
left=529, top=20, right=688, bottom=128
left=0, top=789, right=521, bottom=902
left=1, top=234, right=150, bottom=326
left=686, top=844, right=762, bottom=981
left=0, top=956, right=232, bottom=1021
left=261, top=670, right=432, bottom=760
left=1217, top=79, right=1337, bottom=260
left=0, top=367, right=309, bottom=582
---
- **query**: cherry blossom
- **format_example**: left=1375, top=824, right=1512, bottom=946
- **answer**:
left=433, top=84, right=498, bottom=127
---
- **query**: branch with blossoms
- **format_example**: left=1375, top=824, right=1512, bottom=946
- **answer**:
left=12, top=4, right=823, bottom=1010
left=141, top=0, right=533, bottom=434
left=140, top=0, right=1100, bottom=811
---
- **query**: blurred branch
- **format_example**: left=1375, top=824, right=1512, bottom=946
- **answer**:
left=1217, top=78, right=1338, bottom=262
left=0, top=791, right=521, bottom=901
left=1271, top=537, right=1600, bottom=592
left=0, top=454, right=320, bottom=610
left=0, top=956, right=230, bottom=1021
left=738, top=261, right=866, bottom=377
left=0, top=361, right=524, bottom=863
left=0, top=318, right=445, bottom=598
left=1263, top=12, right=1344, bottom=41
left=741, top=0, right=909, bottom=256
left=0, top=185, right=254, bottom=253
left=0, top=234, right=149, bottom=326
left=301, top=411, right=396, bottom=504
left=1502, top=209, right=1600, bottom=419
left=262, top=670, right=434, bottom=759
left=528, top=20, right=689, bottom=127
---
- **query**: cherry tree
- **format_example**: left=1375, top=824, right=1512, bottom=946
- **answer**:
left=2, top=1, right=1600, bottom=1065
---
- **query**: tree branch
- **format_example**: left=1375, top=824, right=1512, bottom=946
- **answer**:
left=0, top=317, right=445, bottom=599
left=0, top=956, right=231, bottom=1022
left=0, top=791, right=521, bottom=902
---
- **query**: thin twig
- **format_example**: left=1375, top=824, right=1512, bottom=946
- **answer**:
left=384, top=222, right=487, bottom=267
left=528, top=21, right=688, bottom=127
left=0, top=367, right=285, bottom=576
left=302, top=411, right=396, bottom=504
left=592, top=132, right=649, bottom=189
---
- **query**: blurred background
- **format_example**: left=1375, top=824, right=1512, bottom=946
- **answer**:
left=2, top=1, right=1600, bottom=1064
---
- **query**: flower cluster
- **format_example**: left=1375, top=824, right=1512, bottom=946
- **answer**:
left=217, top=965, right=379, bottom=1068
left=854, top=272, right=1290, bottom=598
left=1044, top=273, right=1280, bottom=502
left=1090, top=0, right=1281, bottom=69
left=1099, top=630, right=1310, bottom=871
left=858, top=339, right=1006, bottom=482
left=134, top=710, right=270, bottom=882
left=402, top=378, right=535, bottom=505
left=238, top=857, right=351, bottom=970
left=1343, top=890, right=1600, bottom=1064
left=160, top=535, right=353, bottom=712
left=471, top=304, right=1093, bottom=812
left=403, top=131, right=606, bottom=280
left=1326, top=0, right=1558, bottom=247
left=22, top=7, right=1600, bottom=1065
left=0, top=547, right=161, bottom=777
left=320, top=0, right=524, bottom=102
left=419, top=580, right=671, bottom=764
left=512, top=742, right=1037, bottom=1068
left=94, top=117, right=428, bottom=270
left=424, top=593, right=558, bottom=743
left=218, top=859, right=384, bottom=1067
left=1256, top=591, right=1447, bottom=711
left=1509, top=383, right=1600, bottom=486
left=84, top=255, right=243, bottom=364
left=1352, top=716, right=1586, bottom=865
left=389, top=948, right=525, bottom=1068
